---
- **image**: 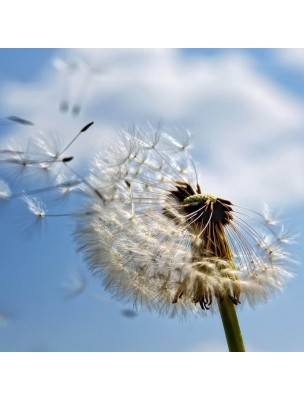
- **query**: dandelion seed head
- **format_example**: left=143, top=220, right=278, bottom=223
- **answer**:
left=72, top=126, right=294, bottom=316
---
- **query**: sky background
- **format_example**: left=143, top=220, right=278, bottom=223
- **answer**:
left=0, top=48, right=303, bottom=351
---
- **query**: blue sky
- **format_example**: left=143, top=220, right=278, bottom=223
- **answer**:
left=0, top=48, right=303, bottom=351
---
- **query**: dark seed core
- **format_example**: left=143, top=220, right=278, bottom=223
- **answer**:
left=168, top=182, right=233, bottom=225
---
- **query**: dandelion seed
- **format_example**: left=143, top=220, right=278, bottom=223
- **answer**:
left=23, top=194, right=46, bottom=218
left=1, top=116, right=86, bottom=166
left=121, top=309, right=138, bottom=318
left=263, top=203, right=280, bottom=225
left=6, top=116, right=35, bottom=126
left=74, top=126, right=294, bottom=325
left=19, top=194, right=49, bottom=238
left=60, top=269, right=87, bottom=299
left=277, top=226, right=299, bottom=245
left=54, top=56, right=105, bottom=116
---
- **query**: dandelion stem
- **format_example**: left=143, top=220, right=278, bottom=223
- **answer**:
left=218, top=299, right=246, bottom=352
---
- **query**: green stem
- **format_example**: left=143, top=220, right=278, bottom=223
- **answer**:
left=218, top=298, right=246, bottom=352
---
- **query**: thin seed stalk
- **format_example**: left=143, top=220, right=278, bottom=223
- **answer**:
left=216, top=229, right=246, bottom=352
left=190, top=201, right=246, bottom=352
left=218, top=298, right=246, bottom=352
left=202, top=222, right=246, bottom=352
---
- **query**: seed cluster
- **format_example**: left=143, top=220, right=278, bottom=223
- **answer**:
left=73, top=126, right=293, bottom=316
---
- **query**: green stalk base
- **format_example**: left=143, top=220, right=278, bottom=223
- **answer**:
left=218, top=299, right=246, bottom=352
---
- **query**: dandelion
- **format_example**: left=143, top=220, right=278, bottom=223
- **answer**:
left=73, top=125, right=294, bottom=352
left=1, top=119, right=294, bottom=351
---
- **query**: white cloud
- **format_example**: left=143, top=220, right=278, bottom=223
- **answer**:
left=1, top=48, right=304, bottom=207
left=276, top=48, right=304, bottom=69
